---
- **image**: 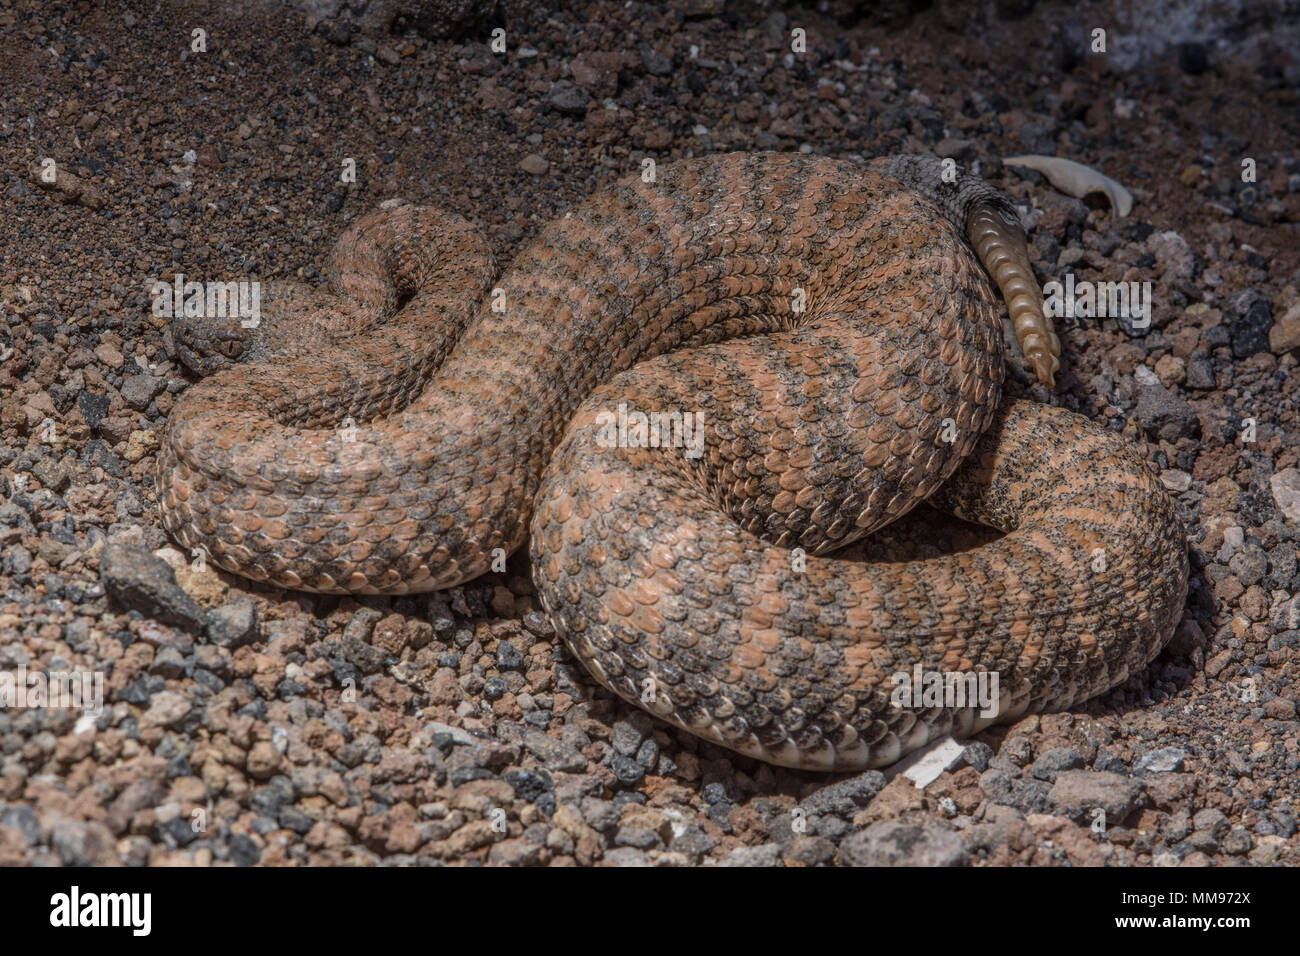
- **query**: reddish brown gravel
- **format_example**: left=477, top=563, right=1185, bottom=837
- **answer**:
left=0, top=1, right=1297, bottom=866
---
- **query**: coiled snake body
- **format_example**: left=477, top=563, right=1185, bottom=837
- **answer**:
left=160, top=153, right=1188, bottom=770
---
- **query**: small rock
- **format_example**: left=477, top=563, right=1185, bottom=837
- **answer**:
left=428, top=721, right=477, bottom=747
left=94, top=342, right=124, bottom=367
left=521, top=729, right=586, bottom=772
left=607, top=752, right=645, bottom=786
left=317, top=17, right=354, bottom=45
left=669, top=825, right=717, bottom=860
left=456, top=45, right=499, bottom=76
left=50, top=820, right=118, bottom=866
left=958, top=741, right=994, bottom=772
left=1153, top=353, right=1185, bottom=387
left=1192, top=807, right=1228, bottom=837
left=1269, top=299, right=1300, bottom=354
left=610, top=717, right=650, bottom=756
left=1134, top=747, right=1186, bottom=773
left=1221, top=827, right=1252, bottom=855
left=1133, top=365, right=1160, bottom=386
left=122, top=429, right=158, bottom=463
left=643, top=126, right=673, bottom=150
left=934, top=138, right=974, bottom=160
left=1184, top=354, right=1215, bottom=389
left=640, top=47, right=672, bottom=76
left=246, top=741, right=283, bottom=780
left=1136, top=382, right=1199, bottom=441
left=1226, top=289, right=1272, bottom=358
left=142, top=690, right=192, bottom=728
left=149, top=646, right=187, bottom=679
left=782, top=835, right=835, bottom=866
left=522, top=611, right=554, bottom=637
left=839, top=821, right=968, bottom=867
left=0, top=806, right=39, bottom=845
left=601, top=847, right=649, bottom=867
left=1218, top=525, right=1244, bottom=561
left=1229, top=546, right=1267, bottom=587
left=78, top=391, right=111, bottom=430
left=121, top=373, right=165, bottom=411
left=1148, top=231, right=1194, bottom=284
left=206, top=596, right=259, bottom=648
left=519, top=153, right=549, bottom=176
left=1270, top=468, right=1300, bottom=524
left=29, top=457, right=69, bottom=492
left=1028, top=747, right=1086, bottom=781
left=487, top=838, right=542, bottom=866
left=100, top=542, right=207, bottom=631
left=229, top=832, right=262, bottom=865
left=174, top=563, right=229, bottom=608
left=569, top=52, right=621, bottom=97
left=720, top=843, right=783, bottom=867
left=800, top=771, right=887, bottom=817
left=1048, top=770, right=1143, bottom=822
left=547, top=80, right=589, bottom=115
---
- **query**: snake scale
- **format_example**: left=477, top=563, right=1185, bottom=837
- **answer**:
left=159, top=153, right=1188, bottom=771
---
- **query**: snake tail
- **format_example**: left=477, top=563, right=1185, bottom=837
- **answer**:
left=967, top=204, right=1060, bottom=388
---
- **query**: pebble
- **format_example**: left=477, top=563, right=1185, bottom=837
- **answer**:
left=519, top=154, right=549, bottom=176
left=1135, top=747, right=1187, bottom=773
left=142, top=691, right=192, bottom=728
left=1218, top=525, right=1245, bottom=561
left=520, top=729, right=586, bottom=773
left=246, top=742, right=283, bottom=780
left=521, top=611, right=554, bottom=637
left=29, top=458, right=69, bottom=492
left=206, top=596, right=259, bottom=647
left=1269, top=299, right=1300, bottom=354
left=1028, top=747, right=1086, bottom=781
left=547, top=80, right=590, bottom=115
left=50, top=820, right=118, bottom=866
left=1270, top=468, right=1300, bottom=524
left=800, top=771, right=887, bottom=817
left=1226, top=289, right=1273, bottom=358
left=1047, top=771, right=1143, bottom=823
left=719, top=843, right=784, bottom=866
left=121, top=374, right=165, bottom=410
left=1135, top=382, right=1199, bottom=440
left=1184, top=354, right=1216, bottom=389
left=100, top=541, right=207, bottom=631
left=601, top=847, right=650, bottom=867
left=640, top=48, right=672, bottom=76
left=839, top=821, right=968, bottom=867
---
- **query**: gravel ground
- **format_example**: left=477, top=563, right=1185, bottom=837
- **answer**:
left=1, top=0, right=1298, bottom=867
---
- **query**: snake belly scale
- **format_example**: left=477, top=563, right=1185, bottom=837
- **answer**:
left=159, top=153, right=1188, bottom=771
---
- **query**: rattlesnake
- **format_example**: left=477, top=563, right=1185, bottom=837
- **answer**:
left=159, top=153, right=1188, bottom=770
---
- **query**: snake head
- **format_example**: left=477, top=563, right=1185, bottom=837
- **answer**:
left=168, top=315, right=248, bottom=377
